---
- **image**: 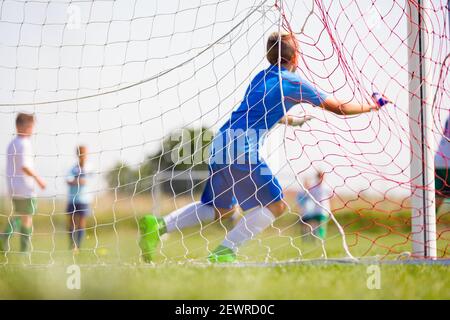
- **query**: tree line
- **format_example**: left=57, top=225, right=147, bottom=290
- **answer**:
left=106, top=127, right=213, bottom=196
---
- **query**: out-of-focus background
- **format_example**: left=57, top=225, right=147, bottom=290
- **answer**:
left=0, top=0, right=449, bottom=299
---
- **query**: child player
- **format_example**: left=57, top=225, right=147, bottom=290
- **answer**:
left=296, top=171, right=332, bottom=240
left=0, top=113, right=46, bottom=253
left=67, top=145, right=91, bottom=252
left=435, top=113, right=450, bottom=213
left=138, top=31, right=390, bottom=263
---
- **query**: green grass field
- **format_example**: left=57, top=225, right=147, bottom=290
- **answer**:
left=0, top=197, right=449, bottom=299
left=0, top=264, right=449, bottom=299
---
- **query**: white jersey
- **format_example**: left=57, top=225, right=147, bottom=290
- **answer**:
left=296, top=183, right=332, bottom=218
left=435, top=116, right=450, bottom=169
left=6, top=136, right=35, bottom=198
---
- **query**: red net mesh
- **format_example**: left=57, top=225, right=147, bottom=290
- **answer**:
left=0, top=0, right=449, bottom=264
left=276, top=0, right=450, bottom=260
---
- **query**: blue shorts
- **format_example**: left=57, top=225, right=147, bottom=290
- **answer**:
left=200, top=162, right=283, bottom=211
left=66, top=202, right=91, bottom=216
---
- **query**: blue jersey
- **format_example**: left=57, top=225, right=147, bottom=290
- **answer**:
left=68, top=165, right=91, bottom=205
left=210, top=64, right=328, bottom=164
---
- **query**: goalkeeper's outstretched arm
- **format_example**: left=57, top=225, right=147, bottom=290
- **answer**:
left=321, top=96, right=382, bottom=115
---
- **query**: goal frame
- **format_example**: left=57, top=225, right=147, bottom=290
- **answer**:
left=407, top=0, right=437, bottom=259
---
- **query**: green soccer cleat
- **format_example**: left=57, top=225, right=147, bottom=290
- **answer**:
left=138, top=215, right=163, bottom=263
left=208, top=245, right=236, bottom=263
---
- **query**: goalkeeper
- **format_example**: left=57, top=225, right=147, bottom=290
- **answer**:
left=138, top=31, right=389, bottom=263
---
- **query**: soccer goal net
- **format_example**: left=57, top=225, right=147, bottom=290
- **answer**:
left=0, top=0, right=449, bottom=266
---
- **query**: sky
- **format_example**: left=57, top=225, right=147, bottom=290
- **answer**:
left=0, top=0, right=449, bottom=204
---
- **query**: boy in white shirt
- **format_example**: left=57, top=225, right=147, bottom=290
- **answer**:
left=0, top=113, right=46, bottom=253
left=435, top=114, right=450, bottom=212
left=296, top=171, right=332, bottom=240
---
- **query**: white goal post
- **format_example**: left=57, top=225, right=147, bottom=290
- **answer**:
left=408, top=0, right=437, bottom=259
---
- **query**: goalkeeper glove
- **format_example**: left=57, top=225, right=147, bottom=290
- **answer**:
left=290, top=115, right=313, bottom=127
left=372, top=92, right=391, bottom=107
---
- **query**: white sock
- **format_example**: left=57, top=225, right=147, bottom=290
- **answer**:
left=221, top=206, right=276, bottom=251
left=163, top=201, right=216, bottom=233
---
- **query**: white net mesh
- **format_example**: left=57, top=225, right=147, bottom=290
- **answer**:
left=0, top=0, right=449, bottom=266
